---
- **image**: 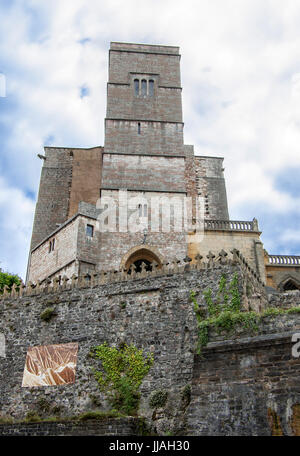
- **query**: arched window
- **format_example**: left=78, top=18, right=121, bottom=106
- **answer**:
left=134, top=79, right=139, bottom=96
left=138, top=204, right=143, bottom=217
left=283, top=279, right=300, bottom=291
left=124, top=248, right=162, bottom=274
left=149, top=79, right=154, bottom=96
left=141, top=79, right=147, bottom=96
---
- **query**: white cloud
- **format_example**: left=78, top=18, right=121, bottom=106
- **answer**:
left=279, top=229, right=300, bottom=244
left=0, top=177, right=35, bottom=279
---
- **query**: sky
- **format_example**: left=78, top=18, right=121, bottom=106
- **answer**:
left=1, top=0, right=300, bottom=280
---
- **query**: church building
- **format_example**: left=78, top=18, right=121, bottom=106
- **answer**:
left=26, top=42, right=300, bottom=292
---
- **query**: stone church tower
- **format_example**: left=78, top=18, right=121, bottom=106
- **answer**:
left=27, top=42, right=300, bottom=291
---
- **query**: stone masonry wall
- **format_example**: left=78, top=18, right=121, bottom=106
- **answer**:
left=0, top=266, right=243, bottom=430
left=28, top=217, right=79, bottom=283
left=29, top=147, right=73, bottom=252
left=0, top=417, right=141, bottom=436
left=68, top=147, right=103, bottom=219
left=187, top=322, right=300, bottom=436
left=101, top=153, right=186, bottom=192
left=188, top=230, right=265, bottom=281
left=2, top=261, right=300, bottom=435
left=194, top=156, right=229, bottom=220
left=104, top=120, right=184, bottom=156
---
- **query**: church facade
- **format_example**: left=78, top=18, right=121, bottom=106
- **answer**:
left=26, top=42, right=300, bottom=291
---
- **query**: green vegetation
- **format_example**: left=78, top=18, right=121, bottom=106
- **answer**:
left=191, top=272, right=300, bottom=354
left=149, top=390, right=168, bottom=408
left=0, top=269, right=22, bottom=294
left=91, top=342, right=154, bottom=415
left=40, top=307, right=56, bottom=322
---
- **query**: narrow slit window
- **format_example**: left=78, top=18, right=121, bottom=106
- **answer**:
left=138, top=122, right=141, bottom=134
left=138, top=204, right=143, bottom=217
left=49, top=239, right=55, bottom=252
left=143, top=204, right=147, bottom=217
left=134, top=79, right=139, bottom=96
left=149, top=80, right=154, bottom=96
left=86, top=224, right=94, bottom=237
left=141, top=79, right=147, bottom=96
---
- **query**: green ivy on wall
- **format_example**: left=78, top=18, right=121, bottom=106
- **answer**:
left=191, top=272, right=300, bottom=354
left=91, top=342, right=154, bottom=415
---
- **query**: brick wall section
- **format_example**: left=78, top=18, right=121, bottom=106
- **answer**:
left=0, top=417, right=141, bottom=436
left=101, top=154, right=186, bottom=192
left=107, top=85, right=183, bottom=122
left=68, top=147, right=103, bottom=218
left=104, top=120, right=184, bottom=156
left=187, top=328, right=300, bottom=435
left=99, top=189, right=188, bottom=270
left=29, top=147, right=73, bottom=251
left=108, top=43, right=181, bottom=88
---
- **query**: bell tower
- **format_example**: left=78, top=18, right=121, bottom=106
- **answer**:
left=104, top=41, right=184, bottom=157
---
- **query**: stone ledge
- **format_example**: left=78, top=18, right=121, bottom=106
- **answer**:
left=202, top=330, right=295, bottom=354
left=0, top=417, right=143, bottom=436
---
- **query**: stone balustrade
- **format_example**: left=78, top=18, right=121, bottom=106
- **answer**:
left=268, top=255, right=300, bottom=266
left=0, top=248, right=265, bottom=300
left=204, top=218, right=258, bottom=232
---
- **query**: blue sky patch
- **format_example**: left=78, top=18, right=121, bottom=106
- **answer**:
left=274, top=168, right=300, bottom=197
left=80, top=85, right=90, bottom=98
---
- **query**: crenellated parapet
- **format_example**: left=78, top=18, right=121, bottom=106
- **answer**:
left=1, top=249, right=265, bottom=301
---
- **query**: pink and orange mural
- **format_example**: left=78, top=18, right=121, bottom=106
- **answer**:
left=22, top=343, right=78, bottom=387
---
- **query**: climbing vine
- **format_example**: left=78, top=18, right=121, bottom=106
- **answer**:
left=191, top=273, right=300, bottom=354
left=91, top=342, right=154, bottom=415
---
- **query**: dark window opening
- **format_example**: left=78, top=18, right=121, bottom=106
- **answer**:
left=134, top=79, right=139, bottom=95
left=141, top=79, right=147, bottom=96
left=283, top=280, right=300, bottom=291
left=149, top=79, right=154, bottom=96
left=138, top=122, right=141, bottom=134
left=86, top=224, right=94, bottom=237
left=49, top=238, right=55, bottom=253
